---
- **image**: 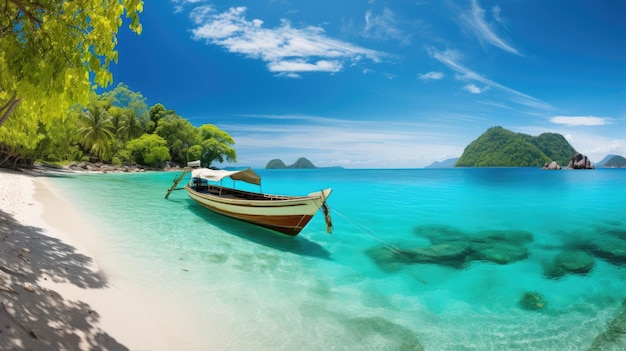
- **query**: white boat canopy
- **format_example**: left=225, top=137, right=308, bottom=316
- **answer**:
left=191, top=168, right=262, bottom=186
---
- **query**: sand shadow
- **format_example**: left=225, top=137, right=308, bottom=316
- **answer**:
left=0, top=209, right=128, bottom=350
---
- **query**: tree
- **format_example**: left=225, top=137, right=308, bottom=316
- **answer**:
left=77, top=97, right=114, bottom=162
left=125, top=133, right=170, bottom=166
left=147, top=103, right=174, bottom=133
left=35, top=108, right=83, bottom=162
left=198, top=124, right=237, bottom=167
left=155, top=114, right=199, bottom=164
left=0, top=0, right=144, bottom=128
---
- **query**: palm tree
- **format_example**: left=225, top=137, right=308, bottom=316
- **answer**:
left=117, top=109, right=145, bottom=142
left=77, top=101, right=114, bottom=162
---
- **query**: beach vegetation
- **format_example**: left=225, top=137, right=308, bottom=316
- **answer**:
left=155, top=114, right=199, bottom=165
left=125, top=133, right=170, bottom=166
left=198, top=124, right=237, bottom=167
left=77, top=96, right=115, bottom=162
left=1, top=81, right=238, bottom=169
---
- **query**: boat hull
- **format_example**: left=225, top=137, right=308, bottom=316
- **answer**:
left=185, top=186, right=332, bottom=236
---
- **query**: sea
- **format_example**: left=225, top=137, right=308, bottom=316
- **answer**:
left=49, top=167, right=626, bottom=350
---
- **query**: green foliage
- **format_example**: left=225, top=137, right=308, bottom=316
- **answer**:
left=456, top=126, right=576, bottom=167
left=291, top=157, right=316, bottom=169
left=77, top=96, right=115, bottom=162
left=198, top=124, right=237, bottom=167
left=527, top=133, right=576, bottom=166
left=266, top=159, right=287, bottom=169
left=0, top=0, right=144, bottom=128
left=604, top=155, right=626, bottom=168
left=125, top=134, right=170, bottom=166
left=155, top=114, right=199, bottom=164
left=265, top=158, right=316, bottom=169
left=1, top=78, right=239, bottom=169
left=147, top=103, right=173, bottom=133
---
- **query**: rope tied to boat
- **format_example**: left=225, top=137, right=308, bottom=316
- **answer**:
left=322, top=203, right=333, bottom=234
left=320, top=189, right=333, bottom=234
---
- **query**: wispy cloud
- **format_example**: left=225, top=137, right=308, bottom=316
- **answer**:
left=427, top=48, right=551, bottom=110
left=188, top=6, right=385, bottom=78
left=550, top=116, right=610, bottom=126
left=172, top=0, right=206, bottom=14
left=363, top=8, right=409, bottom=44
left=458, top=0, right=520, bottom=56
left=418, top=71, right=444, bottom=81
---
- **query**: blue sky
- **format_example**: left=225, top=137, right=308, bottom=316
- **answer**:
left=111, top=0, right=626, bottom=168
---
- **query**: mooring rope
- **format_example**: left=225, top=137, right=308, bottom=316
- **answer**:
left=328, top=207, right=409, bottom=257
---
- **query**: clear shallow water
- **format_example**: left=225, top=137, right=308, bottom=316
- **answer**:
left=50, top=168, right=626, bottom=350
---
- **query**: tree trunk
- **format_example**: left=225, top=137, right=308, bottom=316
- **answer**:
left=0, top=93, right=23, bottom=128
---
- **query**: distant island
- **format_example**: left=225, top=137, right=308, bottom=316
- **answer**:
left=266, top=157, right=317, bottom=169
left=265, top=157, right=344, bottom=169
left=455, top=126, right=577, bottom=167
left=600, top=155, right=626, bottom=168
left=425, top=158, right=459, bottom=168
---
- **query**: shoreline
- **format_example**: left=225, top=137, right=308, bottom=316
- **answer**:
left=0, top=168, right=167, bottom=350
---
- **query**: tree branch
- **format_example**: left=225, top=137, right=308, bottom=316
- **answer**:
left=0, top=92, right=22, bottom=128
left=7, top=0, right=43, bottom=27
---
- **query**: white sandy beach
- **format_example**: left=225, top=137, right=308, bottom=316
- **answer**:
left=0, top=168, right=167, bottom=350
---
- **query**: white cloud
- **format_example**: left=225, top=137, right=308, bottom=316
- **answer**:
left=418, top=71, right=444, bottom=81
left=550, top=116, right=609, bottom=126
left=268, top=59, right=343, bottom=73
left=463, top=83, right=488, bottom=94
left=427, top=48, right=551, bottom=110
left=458, top=0, right=520, bottom=56
left=189, top=6, right=385, bottom=77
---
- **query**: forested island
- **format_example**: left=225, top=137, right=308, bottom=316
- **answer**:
left=266, top=157, right=316, bottom=169
left=601, top=155, right=626, bottom=168
left=455, top=126, right=577, bottom=167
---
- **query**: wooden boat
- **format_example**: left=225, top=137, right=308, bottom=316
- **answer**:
left=166, top=167, right=333, bottom=236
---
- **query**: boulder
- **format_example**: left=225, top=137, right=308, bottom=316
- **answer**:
left=590, top=238, right=626, bottom=266
left=413, top=224, right=466, bottom=244
left=542, top=161, right=562, bottom=170
left=519, top=291, right=547, bottom=311
left=473, top=230, right=534, bottom=245
left=567, top=153, right=595, bottom=169
left=544, top=250, right=595, bottom=278
left=471, top=242, right=529, bottom=264
left=407, top=241, right=471, bottom=268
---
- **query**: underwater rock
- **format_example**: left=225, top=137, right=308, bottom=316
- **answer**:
left=407, top=241, right=471, bottom=268
left=544, top=250, right=595, bottom=279
left=471, top=242, right=529, bottom=265
left=473, top=229, right=534, bottom=245
left=519, top=291, right=547, bottom=311
left=589, top=299, right=626, bottom=350
left=368, top=226, right=533, bottom=271
left=590, top=238, right=626, bottom=266
left=413, top=224, right=466, bottom=244
left=365, top=246, right=413, bottom=273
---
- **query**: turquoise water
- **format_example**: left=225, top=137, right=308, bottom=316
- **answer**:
left=50, top=168, right=626, bottom=350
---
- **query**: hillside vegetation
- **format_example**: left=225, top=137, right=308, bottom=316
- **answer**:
left=456, top=126, right=577, bottom=167
left=603, top=155, right=626, bottom=168
left=266, top=157, right=316, bottom=169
